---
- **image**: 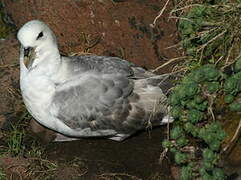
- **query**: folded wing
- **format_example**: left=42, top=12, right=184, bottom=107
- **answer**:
left=49, top=72, right=134, bottom=136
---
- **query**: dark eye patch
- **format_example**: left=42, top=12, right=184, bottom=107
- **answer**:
left=36, top=31, right=43, bottom=40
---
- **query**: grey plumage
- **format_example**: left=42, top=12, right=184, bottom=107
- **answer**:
left=66, top=55, right=135, bottom=76
left=50, top=55, right=171, bottom=138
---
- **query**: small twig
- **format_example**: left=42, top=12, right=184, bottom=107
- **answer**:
left=222, top=119, right=241, bottom=155
left=199, top=46, right=204, bottom=63
left=98, top=173, right=142, bottom=180
left=170, top=4, right=203, bottom=14
left=180, top=146, right=195, bottom=153
left=215, top=56, right=224, bottom=66
left=150, top=0, right=171, bottom=28
left=221, top=53, right=241, bottom=71
left=197, top=30, right=227, bottom=52
left=229, top=119, right=241, bottom=144
left=84, top=36, right=102, bottom=52
left=167, top=108, right=171, bottom=142
left=0, top=63, right=19, bottom=68
left=204, top=92, right=216, bottom=121
left=159, top=148, right=168, bottom=164
left=172, top=67, right=188, bottom=74
left=168, top=16, right=194, bottom=22
left=208, top=106, right=215, bottom=121
left=146, top=101, right=157, bottom=135
left=7, top=163, right=29, bottom=170
left=151, top=56, right=187, bottom=73
left=159, top=106, right=172, bottom=164
left=225, top=38, right=235, bottom=65
left=197, top=28, right=217, bottom=37
left=164, top=42, right=182, bottom=50
left=31, top=169, right=57, bottom=173
left=68, top=52, right=92, bottom=56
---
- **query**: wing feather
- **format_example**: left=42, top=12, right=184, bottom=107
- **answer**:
left=63, top=55, right=159, bottom=79
left=64, top=55, right=135, bottom=77
left=50, top=72, right=133, bottom=135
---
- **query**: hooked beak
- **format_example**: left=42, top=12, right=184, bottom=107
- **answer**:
left=23, top=47, right=35, bottom=69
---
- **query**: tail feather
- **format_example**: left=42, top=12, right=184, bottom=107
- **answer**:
left=131, top=65, right=178, bottom=95
left=145, top=73, right=178, bottom=95
left=132, top=80, right=169, bottom=122
left=131, top=66, right=156, bottom=79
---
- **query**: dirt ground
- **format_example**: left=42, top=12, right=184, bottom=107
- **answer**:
left=0, top=128, right=174, bottom=180
left=0, top=0, right=182, bottom=179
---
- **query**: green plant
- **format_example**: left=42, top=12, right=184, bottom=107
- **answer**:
left=165, top=65, right=227, bottom=179
left=7, top=125, right=25, bottom=156
left=165, top=1, right=241, bottom=179
left=176, top=1, right=241, bottom=67
left=0, top=168, right=7, bottom=180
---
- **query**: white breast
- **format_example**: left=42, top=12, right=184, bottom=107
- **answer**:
left=20, top=68, right=84, bottom=136
left=20, top=69, right=56, bottom=124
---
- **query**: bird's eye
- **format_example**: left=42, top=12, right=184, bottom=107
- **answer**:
left=36, top=31, right=43, bottom=40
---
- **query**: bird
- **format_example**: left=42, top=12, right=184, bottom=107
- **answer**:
left=17, top=20, right=173, bottom=142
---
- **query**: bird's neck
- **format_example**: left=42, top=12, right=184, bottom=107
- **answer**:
left=34, top=45, right=62, bottom=76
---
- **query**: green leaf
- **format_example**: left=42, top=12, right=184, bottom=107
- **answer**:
left=181, top=165, right=192, bottom=180
left=213, top=168, right=226, bottom=180
left=171, top=106, right=183, bottom=119
left=206, top=82, right=220, bottom=93
left=162, top=140, right=172, bottom=149
left=224, top=94, right=234, bottom=104
left=234, top=57, right=241, bottom=72
left=171, top=126, right=184, bottom=139
left=229, top=102, right=241, bottom=112
left=176, top=136, right=189, bottom=147
left=203, top=149, right=215, bottom=161
left=187, top=109, right=203, bottom=123
left=175, top=152, right=187, bottom=164
left=224, top=77, right=239, bottom=94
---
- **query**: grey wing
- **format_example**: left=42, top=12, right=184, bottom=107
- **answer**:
left=49, top=72, right=134, bottom=137
left=64, top=55, right=135, bottom=77
left=63, top=55, right=159, bottom=79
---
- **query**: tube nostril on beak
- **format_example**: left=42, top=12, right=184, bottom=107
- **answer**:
left=24, top=47, right=30, bottom=57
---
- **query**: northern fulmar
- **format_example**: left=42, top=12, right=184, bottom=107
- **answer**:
left=17, top=20, right=173, bottom=141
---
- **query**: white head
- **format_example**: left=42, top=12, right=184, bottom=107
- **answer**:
left=17, top=20, right=57, bottom=50
left=17, top=20, right=59, bottom=70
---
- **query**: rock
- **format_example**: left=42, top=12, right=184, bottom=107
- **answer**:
left=29, top=119, right=57, bottom=143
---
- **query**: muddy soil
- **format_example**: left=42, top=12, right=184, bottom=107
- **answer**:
left=46, top=128, right=173, bottom=180
left=0, top=0, right=181, bottom=179
left=0, top=128, right=174, bottom=180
